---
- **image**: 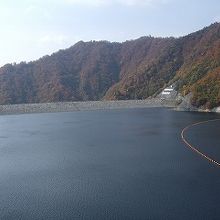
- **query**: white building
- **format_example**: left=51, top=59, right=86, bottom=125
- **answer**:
left=161, top=85, right=177, bottom=99
left=162, top=85, right=174, bottom=95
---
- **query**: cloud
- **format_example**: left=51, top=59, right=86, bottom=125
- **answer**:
left=25, top=5, right=51, bottom=19
left=117, top=0, right=169, bottom=6
left=38, top=34, right=69, bottom=45
left=65, top=0, right=106, bottom=7
left=64, top=0, right=171, bottom=7
left=38, top=34, right=81, bottom=48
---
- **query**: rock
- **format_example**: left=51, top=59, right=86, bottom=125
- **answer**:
left=176, top=93, right=198, bottom=112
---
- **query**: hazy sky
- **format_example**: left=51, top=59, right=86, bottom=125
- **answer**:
left=0, top=0, right=219, bottom=66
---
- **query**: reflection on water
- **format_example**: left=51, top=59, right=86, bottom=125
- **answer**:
left=0, top=108, right=219, bottom=220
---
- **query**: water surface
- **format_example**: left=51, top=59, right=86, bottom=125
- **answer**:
left=0, top=108, right=219, bottom=220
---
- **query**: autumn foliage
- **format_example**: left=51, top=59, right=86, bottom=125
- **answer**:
left=0, top=23, right=219, bottom=108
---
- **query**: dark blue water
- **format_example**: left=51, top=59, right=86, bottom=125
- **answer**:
left=0, top=108, right=219, bottom=220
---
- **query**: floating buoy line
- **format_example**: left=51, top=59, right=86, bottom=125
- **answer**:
left=181, top=119, right=220, bottom=167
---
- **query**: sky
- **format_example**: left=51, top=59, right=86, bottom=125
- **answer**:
left=0, top=0, right=219, bottom=66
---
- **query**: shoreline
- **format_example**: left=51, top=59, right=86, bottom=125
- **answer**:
left=0, top=99, right=177, bottom=115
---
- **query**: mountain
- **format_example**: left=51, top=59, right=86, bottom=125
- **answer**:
left=0, top=23, right=219, bottom=108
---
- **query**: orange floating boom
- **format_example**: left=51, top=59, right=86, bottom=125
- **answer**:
left=181, top=119, right=220, bottom=167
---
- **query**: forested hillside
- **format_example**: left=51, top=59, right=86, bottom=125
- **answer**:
left=0, top=23, right=219, bottom=108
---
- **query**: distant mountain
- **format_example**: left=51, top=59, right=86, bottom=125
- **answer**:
left=0, top=23, right=219, bottom=108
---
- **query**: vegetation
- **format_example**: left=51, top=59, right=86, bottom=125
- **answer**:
left=0, top=23, right=219, bottom=109
left=191, top=68, right=220, bottom=109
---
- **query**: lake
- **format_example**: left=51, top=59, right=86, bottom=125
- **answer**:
left=0, top=108, right=219, bottom=220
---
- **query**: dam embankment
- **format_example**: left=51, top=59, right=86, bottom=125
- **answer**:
left=0, top=99, right=177, bottom=115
